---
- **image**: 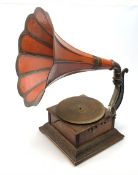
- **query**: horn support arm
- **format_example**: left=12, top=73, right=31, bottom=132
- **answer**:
left=108, top=61, right=128, bottom=115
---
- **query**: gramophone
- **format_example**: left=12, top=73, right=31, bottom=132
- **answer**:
left=16, top=7, right=128, bottom=165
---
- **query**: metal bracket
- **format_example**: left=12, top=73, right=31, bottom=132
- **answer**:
left=108, top=61, right=128, bottom=115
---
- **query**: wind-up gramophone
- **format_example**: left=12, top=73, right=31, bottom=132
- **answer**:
left=16, top=7, right=128, bottom=165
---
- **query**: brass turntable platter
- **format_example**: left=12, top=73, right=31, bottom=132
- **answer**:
left=56, top=95, right=105, bottom=124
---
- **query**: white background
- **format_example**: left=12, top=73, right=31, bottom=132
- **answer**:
left=0, top=0, right=138, bottom=175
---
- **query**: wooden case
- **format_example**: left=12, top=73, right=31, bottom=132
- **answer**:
left=39, top=105, right=124, bottom=165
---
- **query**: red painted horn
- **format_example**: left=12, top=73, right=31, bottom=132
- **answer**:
left=16, top=7, right=116, bottom=107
